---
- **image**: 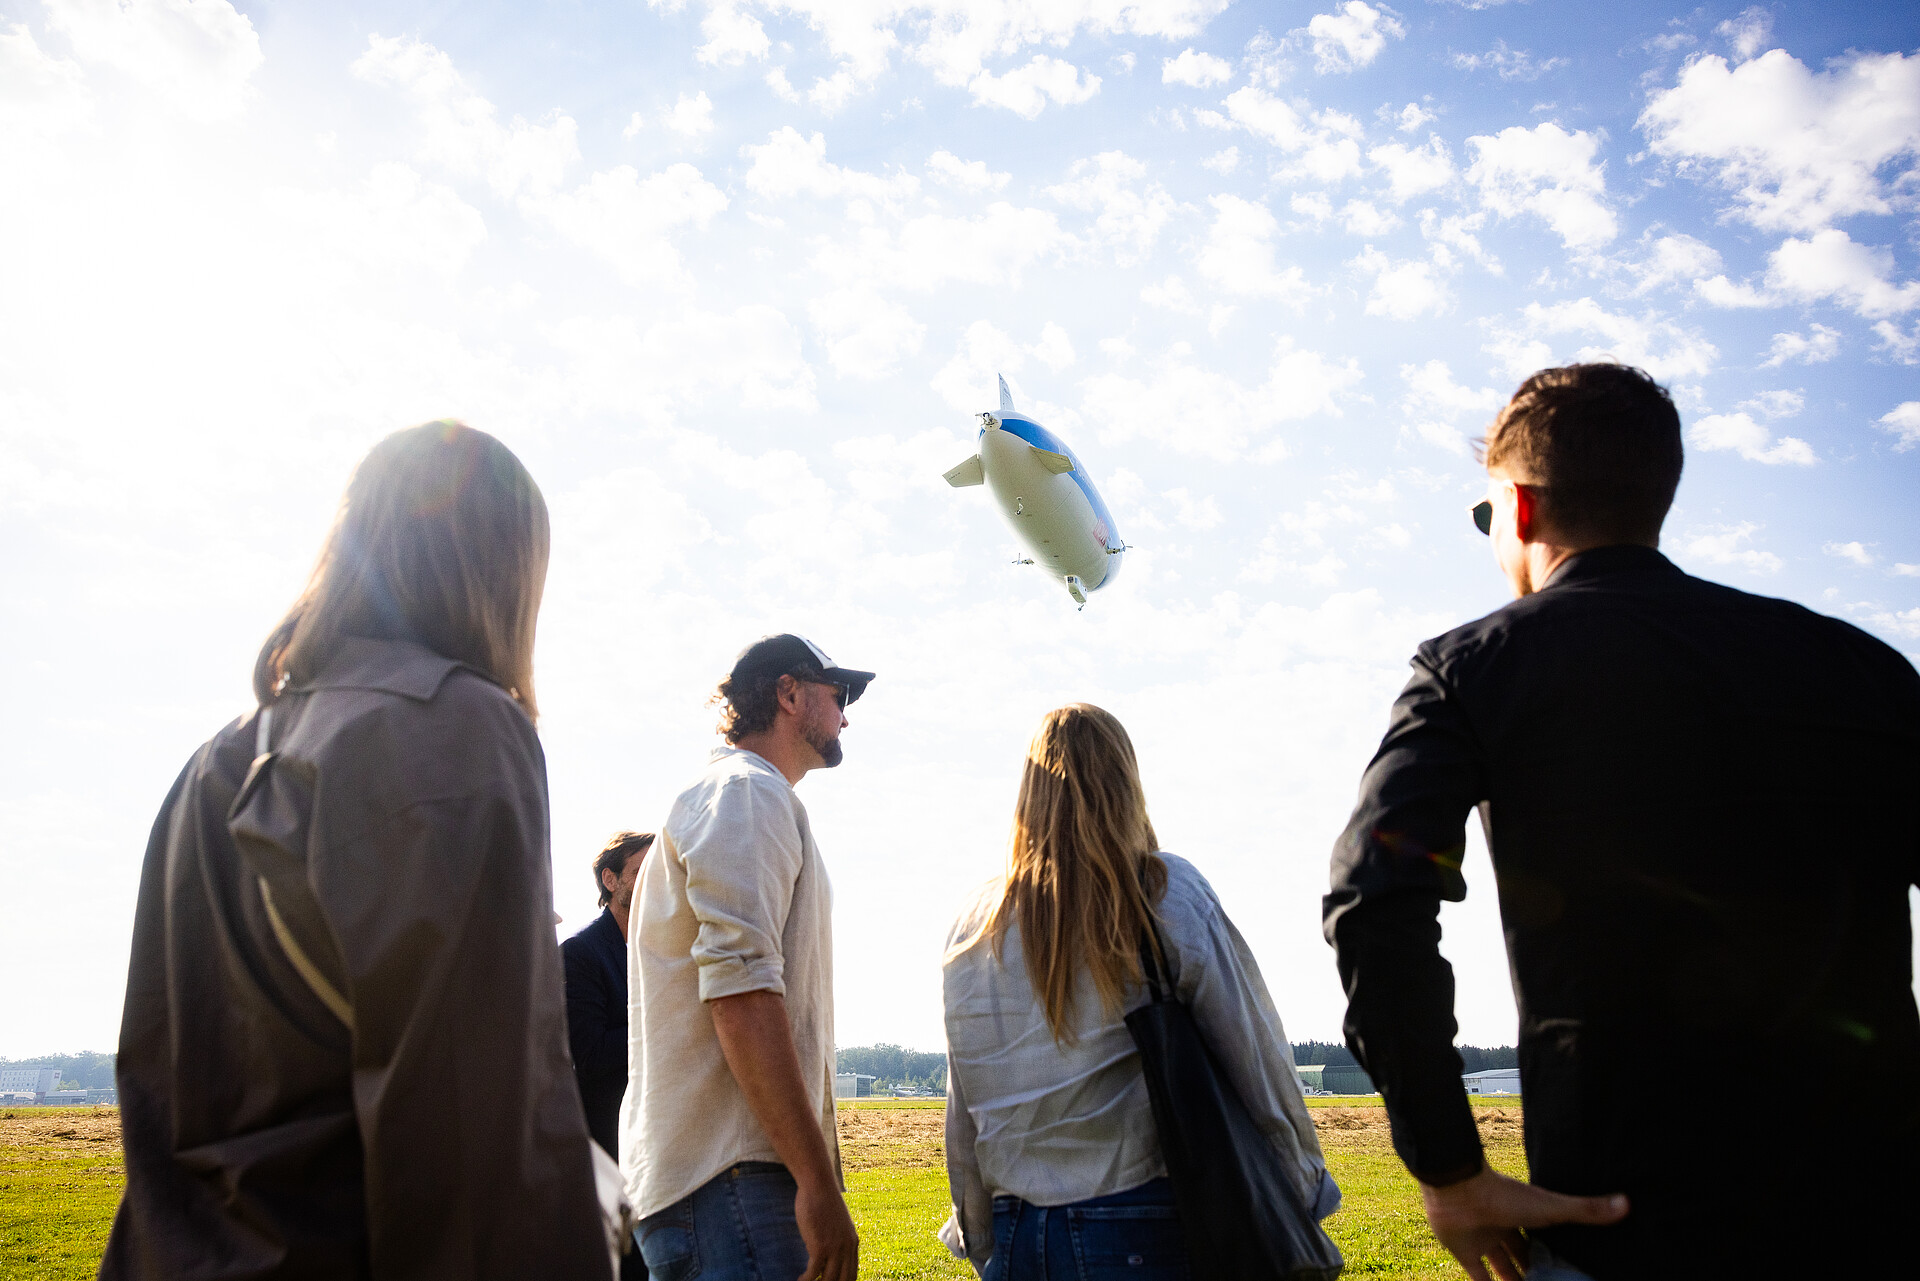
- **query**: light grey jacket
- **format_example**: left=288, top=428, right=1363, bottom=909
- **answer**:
left=943, top=853, right=1336, bottom=1274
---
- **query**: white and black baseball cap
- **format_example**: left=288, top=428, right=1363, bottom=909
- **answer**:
left=728, top=634, right=875, bottom=705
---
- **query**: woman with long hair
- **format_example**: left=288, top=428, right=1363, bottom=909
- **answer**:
left=943, top=704, right=1337, bottom=1279
left=102, top=422, right=612, bottom=1279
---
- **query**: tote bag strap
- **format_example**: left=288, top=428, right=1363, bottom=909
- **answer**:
left=1137, top=897, right=1174, bottom=1005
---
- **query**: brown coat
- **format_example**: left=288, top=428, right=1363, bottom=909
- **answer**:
left=101, top=637, right=608, bottom=1280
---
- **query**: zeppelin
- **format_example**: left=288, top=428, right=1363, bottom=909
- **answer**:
left=943, top=375, right=1125, bottom=609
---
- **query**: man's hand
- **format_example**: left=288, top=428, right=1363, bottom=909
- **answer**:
left=1421, top=1166, right=1627, bottom=1281
left=710, top=991, right=859, bottom=1281
left=793, top=1172, right=858, bottom=1281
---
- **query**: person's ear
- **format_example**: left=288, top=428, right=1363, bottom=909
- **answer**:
left=601, top=867, right=619, bottom=896
left=1513, top=482, right=1538, bottom=543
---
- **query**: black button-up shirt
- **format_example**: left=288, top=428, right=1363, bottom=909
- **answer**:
left=1326, top=546, right=1920, bottom=1274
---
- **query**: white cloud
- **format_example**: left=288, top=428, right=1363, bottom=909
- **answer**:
left=930, top=319, right=1022, bottom=408
left=539, top=162, right=728, bottom=287
left=967, top=55, right=1099, bottom=118
left=0, top=22, right=91, bottom=136
left=1878, top=402, right=1920, bottom=451
left=1893, top=564, right=1920, bottom=578
left=1485, top=298, right=1716, bottom=380
left=1418, top=209, right=1499, bottom=272
left=812, top=203, right=1072, bottom=292
left=1216, top=87, right=1364, bottom=184
left=1197, top=194, right=1310, bottom=303
left=1694, top=275, right=1773, bottom=308
left=927, top=150, right=1009, bottom=192
left=1029, top=322, right=1075, bottom=372
left=1305, top=2, right=1405, bottom=75
left=696, top=2, right=770, bottom=65
left=1352, top=247, right=1445, bottom=319
left=1627, top=232, right=1721, bottom=295
left=1393, top=102, right=1432, bottom=132
left=664, top=90, right=715, bottom=138
left=810, top=286, right=925, bottom=379
left=1399, top=359, right=1503, bottom=453
left=1466, top=122, right=1616, bottom=250
left=1451, top=41, right=1568, bottom=82
left=1715, top=6, right=1773, bottom=62
left=44, top=0, right=261, bottom=120
left=622, top=112, right=646, bottom=139
left=1141, top=275, right=1200, bottom=315
left=1083, top=336, right=1362, bottom=460
left=1367, top=136, right=1455, bottom=202
left=1681, top=522, right=1783, bottom=574
left=742, top=127, right=918, bottom=208
left=1291, top=191, right=1332, bottom=224
left=1874, top=320, right=1920, bottom=364
left=1202, top=146, right=1240, bottom=174
left=547, top=305, right=816, bottom=414
left=352, top=35, right=581, bottom=199
left=1340, top=200, right=1400, bottom=236
left=1163, top=487, right=1224, bottom=529
left=1765, top=230, right=1920, bottom=319
left=1163, top=47, right=1232, bottom=88
left=1824, top=540, right=1874, bottom=567
left=765, top=66, right=799, bottom=101
left=1761, top=324, right=1841, bottom=367
left=1687, top=411, right=1816, bottom=465
left=1045, top=152, right=1176, bottom=266
left=1639, top=49, right=1920, bottom=232
left=1738, top=389, right=1803, bottom=419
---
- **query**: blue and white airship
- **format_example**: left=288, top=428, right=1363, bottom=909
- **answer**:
left=943, top=376, right=1125, bottom=608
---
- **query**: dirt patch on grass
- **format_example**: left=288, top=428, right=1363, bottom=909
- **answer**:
left=1314, top=1106, right=1523, bottom=1153
left=837, top=1106, right=945, bottom=1172
left=0, top=1110, right=122, bottom=1150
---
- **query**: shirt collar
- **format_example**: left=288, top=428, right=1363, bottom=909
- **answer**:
left=709, top=744, right=791, bottom=787
left=297, top=636, right=475, bottom=702
left=1539, top=544, right=1681, bottom=591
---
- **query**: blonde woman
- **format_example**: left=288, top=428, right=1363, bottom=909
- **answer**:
left=103, top=423, right=610, bottom=1280
left=943, top=704, right=1338, bottom=1280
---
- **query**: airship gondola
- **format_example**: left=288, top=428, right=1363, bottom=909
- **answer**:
left=943, top=375, right=1126, bottom=609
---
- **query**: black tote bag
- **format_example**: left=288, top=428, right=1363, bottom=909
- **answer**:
left=1124, top=921, right=1344, bottom=1280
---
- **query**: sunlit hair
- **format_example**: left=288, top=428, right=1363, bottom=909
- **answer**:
left=958, top=704, right=1166, bottom=1045
left=252, top=420, right=551, bottom=718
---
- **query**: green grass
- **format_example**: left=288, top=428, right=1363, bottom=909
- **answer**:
left=0, top=1103, right=1528, bottom=1279
left=0, top=1110, right=123, bottom=1281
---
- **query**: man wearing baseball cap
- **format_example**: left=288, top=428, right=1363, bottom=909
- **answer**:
left=620, top=635, right=874, bottom=1281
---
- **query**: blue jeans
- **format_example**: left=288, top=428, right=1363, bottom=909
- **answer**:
left=985, top=1178, right=1190, bottom=1281
left=635, top=1161, right=808, bottom=1281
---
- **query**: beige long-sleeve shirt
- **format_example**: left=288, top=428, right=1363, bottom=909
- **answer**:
left=619, top=746, right=840, bottom=1220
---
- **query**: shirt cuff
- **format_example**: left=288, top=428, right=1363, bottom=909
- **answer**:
left=696, top=953, right=786, bottom=1002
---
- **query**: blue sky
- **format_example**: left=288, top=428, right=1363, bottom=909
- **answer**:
left=2, top=0, right=1916, bottom=1059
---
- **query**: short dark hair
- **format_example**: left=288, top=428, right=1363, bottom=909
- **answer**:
left=593, top=831, right=654, bottom=906
left=1479, top=363, right=1684, bottom=545
left=711, top=659, right=828, bottom=743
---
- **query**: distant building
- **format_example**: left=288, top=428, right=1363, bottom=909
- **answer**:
left=0, top=1066, right=62, bottom=1098
left=1463, top=1067, right=1521, bottom=1095
left=834, top=1072, right=876, bottom=1099
left=41, top=1090, right=90, bottom=1106
left=1320, top=1065, right=1377, bottom=1095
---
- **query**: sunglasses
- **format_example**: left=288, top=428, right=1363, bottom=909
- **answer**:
left=1470, top=499, right=1494, bottom=536
left=803, top=679, right=848, bottom=709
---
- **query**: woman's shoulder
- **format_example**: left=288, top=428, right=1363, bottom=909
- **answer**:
left=942, top=877, right=1007, bottom=964
left=1155, top=851, right=1221, bottom=912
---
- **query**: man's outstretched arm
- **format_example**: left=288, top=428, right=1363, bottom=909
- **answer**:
left=1324, top=658, right=1624, bottom=1279
left=711, top=990, right=857, bottom=1281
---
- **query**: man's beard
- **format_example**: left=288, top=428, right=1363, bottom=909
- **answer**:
left=804, top=723, right=844, bottom=768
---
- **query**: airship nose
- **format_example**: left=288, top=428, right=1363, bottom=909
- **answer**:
left=979, top=412, right=1001, bottom=430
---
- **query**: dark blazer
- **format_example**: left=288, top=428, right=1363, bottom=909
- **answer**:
left=563, top=908, right=630, bottom=1158
left=103, top=638, right=609, bottom=1281
left=1326, top=546, right=1920, bottom=1277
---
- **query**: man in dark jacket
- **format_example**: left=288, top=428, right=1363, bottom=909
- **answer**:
left=565, top=830, right=653, bottom=1281
left=564, top=830, right=653, bottom=1158
left=1325, top=363, right=1920, bottom=1280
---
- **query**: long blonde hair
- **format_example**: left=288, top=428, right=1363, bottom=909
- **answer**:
left=967, top=704, right=1166, bottom=1044
left=253, top=420, right=551, bottom=718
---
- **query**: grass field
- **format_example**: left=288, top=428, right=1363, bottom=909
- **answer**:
left=0, top=1099, right=1524, bottom=1279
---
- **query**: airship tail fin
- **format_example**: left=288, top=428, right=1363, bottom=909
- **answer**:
left=1029, top=445, right=1073, bottom=474
left=998, top=373, right=1015, bottom=416
left=943, top=454, right=985, bottom=487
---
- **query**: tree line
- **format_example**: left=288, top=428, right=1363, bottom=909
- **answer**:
left=0, top=1051, right=117, bottom=1091
left=837, top=1042, right=1520, bottom=1094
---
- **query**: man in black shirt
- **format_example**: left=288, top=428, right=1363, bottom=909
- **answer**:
left=564, top=830, right=654, bottom=1280
left=1326, top=364, right=1920, bottom=1279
